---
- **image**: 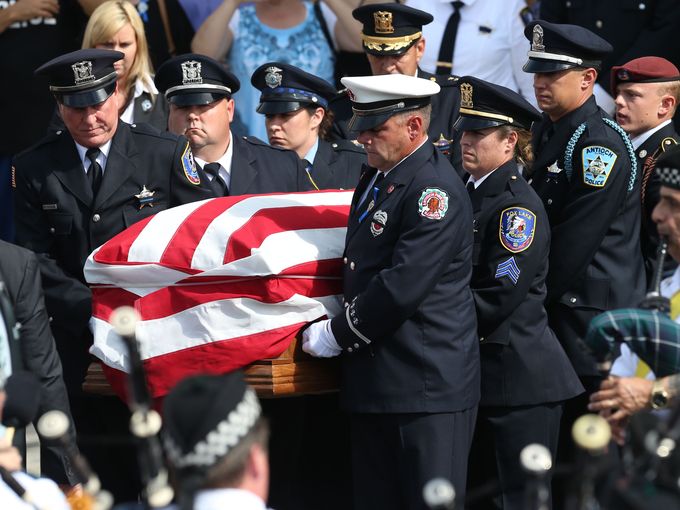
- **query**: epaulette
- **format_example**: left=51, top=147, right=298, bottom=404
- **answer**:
left=431, top=74, right=460, bottom=88
left=129, top=122, right=179, bottom=142
left=329, top=88, right=349, bottom=105
left=242, top=135, right=292, bottom=152
left=15, top=130, right=62, bottom=158
left=330, top=139, right=365, bottom=154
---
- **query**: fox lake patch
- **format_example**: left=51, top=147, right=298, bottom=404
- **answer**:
left=418, top=188, right=449, bottom=220
left=582, top=146, right=616, bottom=187
left=499, top=207, right=535, bottom=253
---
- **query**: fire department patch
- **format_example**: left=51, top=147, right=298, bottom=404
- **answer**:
left=499, top=207, right=536, bottom=253
left=181, top=142, right=199, bottom=185
left=418, top=188, right=449, bottom=220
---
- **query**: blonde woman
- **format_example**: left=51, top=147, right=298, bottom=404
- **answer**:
left=82, top=0, right=167, bottom=129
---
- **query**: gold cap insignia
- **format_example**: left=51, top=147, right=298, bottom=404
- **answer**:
left=181, top=61, right=203, bottom=85
left=374, top=11, right=394, bottom=34
left=460, top=83, right=473, bottom=109
left=72, top=61, right=95, bottom=85
left=264, top=66, right=283, bottom=89
left=531, top=25, right=545, bottom=52
left=617, top=69, right=630, bottom=81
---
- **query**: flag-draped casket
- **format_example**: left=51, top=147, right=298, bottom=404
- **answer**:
left=84, top=191, right=353, bottom=399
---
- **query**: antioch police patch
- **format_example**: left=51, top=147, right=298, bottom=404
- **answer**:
left=418, top=188, right=449, bottom=220
left=499, top=207, right=536, bottom=253
left=182, top=143, right=199, bottom=185
left=582, top=146, right=617, bottom=187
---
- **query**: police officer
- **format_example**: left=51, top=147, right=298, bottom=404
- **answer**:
left=611, top=56, right=680, bottom=281
left=303, top=73, right=479, bottom=510
left=252, top=62, right=365, bottom=190
left=12, top=48, right=206, bottom=499
left=455, top=76, right=583, bottom=510
left=523, top=20, right=645, bottom=505
left=155, top=53, right=311, bottom=196
left=331, top=3, right=462, bottom=173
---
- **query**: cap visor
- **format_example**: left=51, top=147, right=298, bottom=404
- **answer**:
left=348, top=111, right=396, bottom=132
left=58, top=81, right=116, bottom=108
left=256, top=101, right=304, bottom=115
left=522, top=58, right=577, bottom=74
left=454, top=116, right=507, bottom=133
left=168, top=91, right=228, bottom=106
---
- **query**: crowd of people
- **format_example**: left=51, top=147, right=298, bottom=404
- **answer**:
left=2, top=0, right=680, bottom=509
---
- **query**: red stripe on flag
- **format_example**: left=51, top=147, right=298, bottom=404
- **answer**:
left=91, top=287, right=142, bottom=323
left=93, top=215, right=154, bottom=265
left=224, top=204, right=350, bottom=264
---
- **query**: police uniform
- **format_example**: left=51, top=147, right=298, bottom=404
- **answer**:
left=304, top=74, right=479, bottom=509
left=610, top=57, right=680, bottom=282
left=251, top=61, right=365, bottom=190
left=330, top=4, right=463, bottom=174
left=12, top=48, right=206, bottom=500
left=155, top=54, right=311, bottom=196
left=524, top=22, right=645, bottom=379
left=454, top=77, right=583, bottom=510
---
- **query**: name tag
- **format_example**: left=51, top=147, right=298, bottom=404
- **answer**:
left=41, top=204, right=58, bottom=210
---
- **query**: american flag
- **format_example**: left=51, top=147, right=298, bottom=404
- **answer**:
left=84, top=191, right=353, bottom=398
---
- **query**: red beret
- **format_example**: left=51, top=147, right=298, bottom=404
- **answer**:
left=611, top=56, right=680, bottom=95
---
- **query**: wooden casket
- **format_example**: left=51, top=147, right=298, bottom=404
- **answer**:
left=83, top=334, right=340, bottom=398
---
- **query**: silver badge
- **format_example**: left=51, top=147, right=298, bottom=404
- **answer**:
left=370, top=210, right=387, bottom=237
left=265, top=66, right=283, bottom=89
left=135, top=185, right=156, bottom=209
left=547, top=160, right=563, bottom=174
left=141, top=99, right=152, bottom=112
left=531, top=25, right=545, bottom=52
left=72, top=61, right=95, bottom=84
left=181, top=60, right=203, bottom=85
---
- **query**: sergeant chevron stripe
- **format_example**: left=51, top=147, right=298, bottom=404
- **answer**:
left=495, top=256, right=521, bottom=285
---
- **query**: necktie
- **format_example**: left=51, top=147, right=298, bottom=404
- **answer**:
left=204, top=162, right=229, bottom=196
left=86, top=148, right=103, bottom=197
left=436, top=1, right=464, bottom=75
left=466, top=180, right=475, bottom=195
left=358, top=172, right=385, bottom=222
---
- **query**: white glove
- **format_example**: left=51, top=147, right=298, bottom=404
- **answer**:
left=302, top=319, right=342, bottom=358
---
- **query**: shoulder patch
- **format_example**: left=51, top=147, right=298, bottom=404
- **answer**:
left=181, top=143, right=199, bottom=185
left=499, top=207, right=536, bottom=253
left=418, top=188, right=449, bottom=220
left=581, top=145, right=617, bottom=187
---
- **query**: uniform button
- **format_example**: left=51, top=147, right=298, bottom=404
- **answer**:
left=343, top=257, right=348, bottom=264
left=565, top=0, right=571, bottom=5
left=479, top=337, right=485, bottom=342
left=49, top=227, right=56, bottom=234
left=570, top=297, right=577, bottom=304
left=639, top=149, right=647, bottom=158
left=347, top=347, right=353, bottom=353
left=354, top=343, right=360, bottom=349
left=332, top=143, right=338, bottom=148
left=639, top=2, right=646, bottom=9
left=56, top=130, right=62, bottom=135
left=547, top=198, right=553, bottom=205
left=595, top=20, right=603, bottom=29
left=92, top=213, right=101, bottom=223
left=344, top=302, right=349, bottom=308
left=350, top=261, right=356, bottom=270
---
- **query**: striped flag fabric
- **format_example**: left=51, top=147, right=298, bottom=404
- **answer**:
left=84, top=190, right=353, bottom=398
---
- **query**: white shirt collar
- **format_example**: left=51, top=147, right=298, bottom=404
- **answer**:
left=466, top=168, right=494, bottom=189
left=120, top=78, right=158, bottom=125
left=75, top=139, right=112, bottom=174
left=193, top=488, right=268, bottom=510
left=195, top=132, right=235, bottom=188
left=630, top=120, right=673, bottom=150
left=302, top=137, right=320, bottom=164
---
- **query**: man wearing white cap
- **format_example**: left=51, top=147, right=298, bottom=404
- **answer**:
left=303, top=73, right=480, bottom=510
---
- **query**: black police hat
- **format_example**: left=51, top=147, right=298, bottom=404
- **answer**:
left=453, top=76, right=541, bottom=132
left=523, top=20, right=612, bottom=74
left=163, top=371, right=262, bottom=471
left=155, top=53, right=240, bottom=106
left=35, top=48, right=122, bottom=108
left=352, top=3, right=433, bottom=56
left=251, top=62, right=337, bottom=115
left=655, top=144, right=680, bottom=191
